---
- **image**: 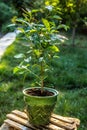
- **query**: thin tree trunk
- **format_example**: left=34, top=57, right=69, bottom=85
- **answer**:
left=72, top=26, right=76, bottom=46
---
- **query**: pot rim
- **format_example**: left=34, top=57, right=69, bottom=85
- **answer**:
left=23, top=87, right=59, bottom=98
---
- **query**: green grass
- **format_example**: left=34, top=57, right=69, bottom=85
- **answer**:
left=0, top=33, right=87, bottom=129
left=46, top=44, right=87, bottom=89
left=54, top=88, right=87, bottom=130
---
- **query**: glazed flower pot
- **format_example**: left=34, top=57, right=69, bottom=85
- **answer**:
left=23, top=87, right=58, bottom=126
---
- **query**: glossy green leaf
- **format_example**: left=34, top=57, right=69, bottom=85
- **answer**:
left=14, top=53, right=25, bottom=59
left=53, top=15, right=62, bottom=20
left=17, top=28, right=25, bottom=33
left=27, top=50, right=32, bottom=54
left=32, top=9, right=40, bottom=13
left=45, top=5, right=53, bottom=11
left=24, top=57, right=31, bottom=62
left=53, top=55, right=60, bottom=58
left=7, top=24, right=16, bottom=27
left=39, top=57, right=44, bottom=62
left=16, top=19, right=30, bottom=26
left=30, top=29, right=37, bottom=33
left=34, top=50, right=41, bottom=57
left=49, top=45, right=60, bottom=52
left=58, top=24, right=69, bottom=31
left=13, top=66, right=21, bottom=74
left=42, top=18, right=50, bottom=31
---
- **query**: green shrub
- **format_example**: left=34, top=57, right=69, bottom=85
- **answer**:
left=0, top=2, right=17, bottom=33
left=0, top=2, right=12, bottom=24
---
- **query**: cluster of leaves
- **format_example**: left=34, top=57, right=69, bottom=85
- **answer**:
left=12, top=9, right=67, bottom=92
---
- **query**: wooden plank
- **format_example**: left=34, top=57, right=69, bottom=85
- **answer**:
left=36, top=123, right=66, bottom=130
left=4, top=119, right=30, bottom=130
left=6, top=114, right=37, bottom=130
left=50, top=117, right=75, bottom=130
left=66, top=117, right=80, bottom=126
left=45, top=123, right=65, bottom=130
left=52, top=114, right=74, bottom=124
left=12, top=110, right=27, bottom=120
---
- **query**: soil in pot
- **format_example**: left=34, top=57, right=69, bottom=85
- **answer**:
left=26, top=88, right=54, bottom=96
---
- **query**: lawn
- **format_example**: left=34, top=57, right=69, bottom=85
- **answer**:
left=0, top=33, right=87, bottom=129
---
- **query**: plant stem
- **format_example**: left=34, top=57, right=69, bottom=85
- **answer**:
left=41, top=61, right=44, bottom=93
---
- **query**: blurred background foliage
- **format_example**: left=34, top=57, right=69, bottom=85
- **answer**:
left=0, top=0, right=87, bottom=34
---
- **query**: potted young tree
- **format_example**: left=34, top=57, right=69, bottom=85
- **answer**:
left=13, top=9, right=65, bottom=126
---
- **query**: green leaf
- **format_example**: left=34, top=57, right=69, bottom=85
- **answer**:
left=17, top=28, right=25, bottom=33
left=58, top=24, right=69, bottom=31
left=53, top=55, right=60, bottom=58
left=27, top=50, right=32, bottom=54
left=13, top=66, right=20, bottom=74
left=14, top=53, right=25, bottom=59
left=7, top=24, right=16, bottom=28
left=14, top=66, right=26, bottom=75
left=53, top=15, right=62, bottom=20
left=24, top=57, right=31, bottom=62
left=34, top=49, right=41, bottom=57
left=31, top=9, right=40, bottom=13
left=30, top=29, right=37, bottom=33
left=42, top=18, right=50, bottom=31
left=49, top=45, right=60, bottom=52
left=16, top=19, right=30, bottom=26
left=39, top=57, right=44, bottom=62
left=45, top=5, right=53, bottom=11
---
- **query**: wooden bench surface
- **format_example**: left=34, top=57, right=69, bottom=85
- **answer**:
left=1, top=110, right=80, bottom=130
